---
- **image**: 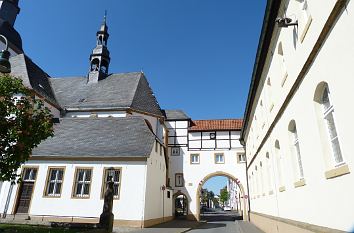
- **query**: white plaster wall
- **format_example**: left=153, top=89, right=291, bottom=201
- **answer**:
left=245, top=1, right=354, bottom=231
left=169, top=144, right=246, bottom=217
left=132, top=112, right=164, bottom=141
left=143, top=142, right=173, bottom=220
left=4, top=160, right=147, bottom=221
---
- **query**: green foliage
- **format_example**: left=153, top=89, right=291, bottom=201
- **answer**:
left=219, top=186, right=229, bottom=204
left=0, top=74, right=53, bottom=182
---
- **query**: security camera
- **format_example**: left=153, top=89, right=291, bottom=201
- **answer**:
left=275, top=17, right=298, bottom=28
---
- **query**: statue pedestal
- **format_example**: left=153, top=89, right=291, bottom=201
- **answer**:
left=99, top=212, right=114, bottom=232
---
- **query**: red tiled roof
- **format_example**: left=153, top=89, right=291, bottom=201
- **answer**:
left=189, top=119, right=243, bottom=131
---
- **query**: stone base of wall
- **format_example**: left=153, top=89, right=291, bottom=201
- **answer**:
left=250, top=212, right=346, bottom=233
left=0, top=214, right=174, bottom=228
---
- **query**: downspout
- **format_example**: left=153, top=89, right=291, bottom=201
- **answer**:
left=240, top=138, right=251, bottom=222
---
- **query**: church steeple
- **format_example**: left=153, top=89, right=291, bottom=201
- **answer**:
left=88, top=12, right=111, bottom=84
left=0, top=0, right=20, bottom=27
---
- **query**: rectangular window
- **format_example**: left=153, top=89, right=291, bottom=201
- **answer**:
left=167, top=191, right=171, bottom=199
left=73, top=168, right=92, bottom=198
left=237, top=153, right=246, bottom=163
left=215, top=153, right=225, bottom=164
left=190, top=154, right=200, bottom=164
left=160, top=144, right=163, bottom=156
left=155, top=141, right=158, bottom=153
left=175, top=173, right=184, bottom=187
left=101, top=168, right=121, bottom=199
left=44, top=168, right=64, bottom=197
left=171, top=147, right=180, bottom=156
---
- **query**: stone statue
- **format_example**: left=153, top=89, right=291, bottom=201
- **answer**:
left=99, top=172, right=114, bottom=233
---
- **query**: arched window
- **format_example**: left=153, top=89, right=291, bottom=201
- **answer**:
left=314, top=83, right=344, bottom=166
left=266, top=153, right=273, bottom=193
left=278, top=42, right=288, bottom=87
left=100, top=60, right=109, bottom=74
left=90, top=58, right=99, bottom=72
left=255, top=166, right=258, bottom=197
left=259, top=161, right=264, bottom=195
left=275, top=140, right=284, bottom=187
left=288, top=120, right=304, bottom=179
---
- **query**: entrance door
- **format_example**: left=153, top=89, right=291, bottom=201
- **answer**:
left=15, top=168, right=37, bottom=214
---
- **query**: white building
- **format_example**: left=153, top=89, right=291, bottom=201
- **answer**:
left=0, top=1, right=250, bottom=228
left=241, top=0, right=354, bottom=232
left=226, top=178, right=242, bottom=213
left=165, top=111, right=248, bottom=221
left=0, top=10, right=173, bottom=228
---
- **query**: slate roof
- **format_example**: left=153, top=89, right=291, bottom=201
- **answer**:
left=50, top=72, right=163, bottom=117
left=10, top=53, right=59, bottom=107
left=189, top=119, right=243, bottom=131
left=32, top=116, right=155, bottom=158
left=164, top=110, right=190, bottom=120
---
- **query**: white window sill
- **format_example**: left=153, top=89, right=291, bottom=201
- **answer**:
left=325, top=164, right=350, bottom=179
left=294, top=179, right=306, bottom=188
left=279, top=186, right=286, bottom=192
left=300, top=16, right=313, bottom=43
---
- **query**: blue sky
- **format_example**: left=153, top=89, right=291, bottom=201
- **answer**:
left=15, top=0, right=266, bottom=120
left=203, top=176, right=228, bottom=195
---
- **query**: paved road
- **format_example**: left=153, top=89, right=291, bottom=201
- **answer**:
left=113, top=209, right=263, bottom=233
left=187, top=221, right=243, bottom=233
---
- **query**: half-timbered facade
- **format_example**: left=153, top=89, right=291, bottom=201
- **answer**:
left=165, top=110, right=248, bottom=221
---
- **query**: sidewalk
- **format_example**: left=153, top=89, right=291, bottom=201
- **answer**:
left=235, top=220, right=264, bottom=233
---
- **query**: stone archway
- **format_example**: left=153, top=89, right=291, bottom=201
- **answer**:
left=173, top=191, right=189, bottom=219
left=195, top=171, right=248, bottom=221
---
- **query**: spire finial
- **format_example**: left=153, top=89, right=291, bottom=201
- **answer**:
left=104, top=10, right=107, bottom=23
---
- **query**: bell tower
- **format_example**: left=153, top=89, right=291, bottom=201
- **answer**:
left=88, top=13, right=111, bottom=84
left=0, top=0, right=20, bottom=27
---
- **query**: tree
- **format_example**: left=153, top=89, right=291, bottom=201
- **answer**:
left=0, top=74, right=53, bottom=181
left=219, top=186, right=229, bottom=205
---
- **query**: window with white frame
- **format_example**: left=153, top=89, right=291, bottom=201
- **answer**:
left=237, top=153, right=246, bottom=163
left=260, top=161, right=264, bottom=195
left=278, top=42, right=288, bottom=87
left=73, top=168, right=92, bottom=198
left=171, top=147, right=180, bottom=156
left=266, top=153, right=273, bottom=192
left=255, top=166, right=259, bottom=196
left=289, top=121, right=304, bottom=179
left=190, top=154, right=200, bottom=164
left=101, top=168, right=121, bottom=199
left=275, top=140, right=284, bottom=187
left=45, top=168, right=64, bottom=197
left=321, top=86, right=343, bottom=165
left=215, top=153, right=224, bottom=164
left=298, top=0, right=312, bottom=42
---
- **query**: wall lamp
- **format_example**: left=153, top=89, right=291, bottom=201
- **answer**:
left=0, top=34, right=11, bottom=73
left=275, top=17, right=298, bottom=28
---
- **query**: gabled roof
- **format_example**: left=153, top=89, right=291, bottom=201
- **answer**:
left=189, top=119, right=243, bottom=131
left=50, top=72, right=163, bottom=117
left=32, top=116, right=155, bottom=158
left=163, top=109, right=190, bottom=120
left=9, top=53, right=59, bottom=107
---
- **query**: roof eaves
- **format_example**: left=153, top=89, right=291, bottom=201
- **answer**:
left=240, top=0, right=282, bottom=142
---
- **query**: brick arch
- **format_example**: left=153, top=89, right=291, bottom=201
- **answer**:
left=195, top=171, right=248, bottom=221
